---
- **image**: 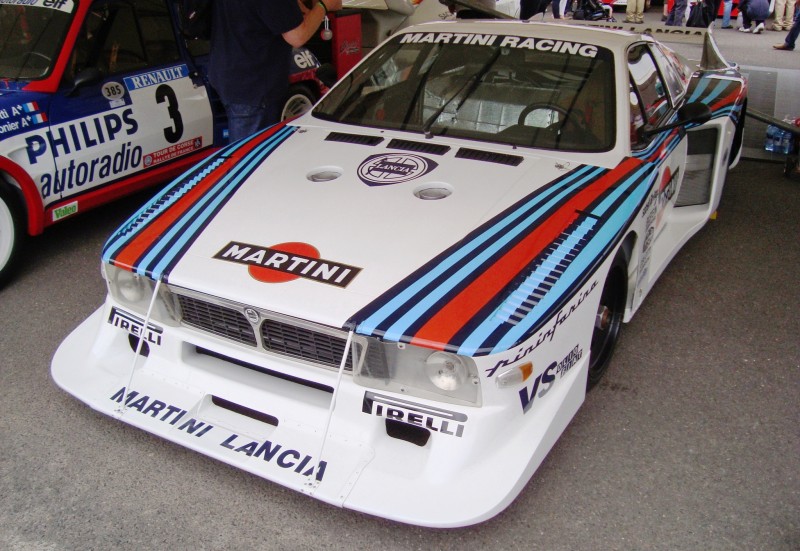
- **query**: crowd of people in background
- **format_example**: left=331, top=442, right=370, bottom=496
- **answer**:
left=518, top=0, right=799, bottom=51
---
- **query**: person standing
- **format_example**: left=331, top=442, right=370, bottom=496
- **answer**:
left=720, top=0, right=734, bottom=27
left=209, top=0, right=342, bottom=142
left=772, top=0, right=797, bottom=30
left=625, top=0, right=646, bottom=23
left=774, top=7, right=800, bottom=48
left=665, top=0, right=688, bottom=25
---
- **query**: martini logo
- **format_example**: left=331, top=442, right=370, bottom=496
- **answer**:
left=357, top=153, right=437, bottom=186
left=214, top=241, right=361, bottom=287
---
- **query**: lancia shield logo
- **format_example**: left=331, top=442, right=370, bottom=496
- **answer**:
left=357, top=153, right=438, bottom=186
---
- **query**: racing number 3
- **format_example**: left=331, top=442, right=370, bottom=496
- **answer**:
left=156, top=84, right=184, bottom=144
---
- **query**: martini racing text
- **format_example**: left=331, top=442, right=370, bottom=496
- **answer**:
left=399, top=33, right=599, bottom=58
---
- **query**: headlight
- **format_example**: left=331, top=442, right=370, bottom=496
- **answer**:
left=425, top=351, right=470, bottom=391
left=103, top=263, right=180, bottom=325
left=354, top=340, right=481, bottom=406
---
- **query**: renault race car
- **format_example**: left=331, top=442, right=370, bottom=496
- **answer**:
left=0, top=0, right=327, bottom=286
left=52, top=20, right=746, bottom=527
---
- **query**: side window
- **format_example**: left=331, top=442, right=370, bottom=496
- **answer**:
left=629, top=82, right=647, bottom=150
left=651, top=44, right=689, bottom=103
left=73, top=0, right=179, bottom=77
left=137, top=0, right=182, bottom=67
left=628, top=45, right=671, bottom=128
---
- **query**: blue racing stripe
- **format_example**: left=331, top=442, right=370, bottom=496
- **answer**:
left=485, top=165, right=655, bottom=354
left=457, top=217, right=597, bottom=355
left=138, top=126, right=296, bottom=278
left=358, top=165, right=605, bottom=337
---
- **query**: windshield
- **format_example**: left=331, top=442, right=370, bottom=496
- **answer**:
left=0, top=1, right=77, bottom=80
left=314, top=32, right=616, bottom=152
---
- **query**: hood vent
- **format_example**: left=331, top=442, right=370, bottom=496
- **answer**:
left=325, top=132, right=383, bottom=146
left=387, top=138, right=450, bottom=156
left=496, top=217, right=596, bottom=326
left=456, top=147, right=523, bottom=166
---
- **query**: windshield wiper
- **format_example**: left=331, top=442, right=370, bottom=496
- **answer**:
left=421, top=47, right=503, bottom=139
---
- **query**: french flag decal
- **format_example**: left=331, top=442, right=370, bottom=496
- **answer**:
left=22, top=102, right=39, bottom=113
left=31, top=113, right=47, bottom=124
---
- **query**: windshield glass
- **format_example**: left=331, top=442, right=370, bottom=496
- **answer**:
left=314, top=32, right=616, bottom=152
left=0, top=1, right=78, bottom=80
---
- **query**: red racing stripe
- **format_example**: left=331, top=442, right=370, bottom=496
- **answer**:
left=409, top=157, right=643, bottom=350
left=110, top=127, right=283, bottom=270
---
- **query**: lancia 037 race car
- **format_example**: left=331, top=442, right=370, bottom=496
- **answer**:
left=52, top=19, right=746, bottom=527
left=0, top=0, right=327, bottom=286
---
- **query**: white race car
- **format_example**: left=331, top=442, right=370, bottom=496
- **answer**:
left=52, top=20, right=746, bottom=527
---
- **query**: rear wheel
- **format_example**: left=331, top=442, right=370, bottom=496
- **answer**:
left=0, top=185, right=25, bottom=288
left=281, top=84, right=317, bottom=121
left=587, top=252, right=627, bottom=389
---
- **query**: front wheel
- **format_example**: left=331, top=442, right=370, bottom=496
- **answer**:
left=587, top=252, right=627, bottom=389
left=0, top=185, right=25, bottom=288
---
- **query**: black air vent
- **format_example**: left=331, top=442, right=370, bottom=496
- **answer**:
left=178, top=295, right=256, bottom=346
left=456, top=148, right=523, bottom=166
left=325, top=132, right=383, bottom=146
left=387, top=139, right=450, bottom=156
left=260, top=319, right=359, bottom=371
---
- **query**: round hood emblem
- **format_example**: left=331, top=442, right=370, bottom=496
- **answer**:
left=357, top=153, right=438, bottom=186
left=244, top=307, right=260, bottom=324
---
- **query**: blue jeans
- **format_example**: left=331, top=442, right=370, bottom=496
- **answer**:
left=721, top=0, right=733, bottom=25
left=666, top=0, right=688, bottom=25
left=787, top=9, right=800, bottom=49
left=225, top=102, right=280, bottom=143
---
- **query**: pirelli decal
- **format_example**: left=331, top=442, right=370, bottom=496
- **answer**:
left=214, top=241, right=361, bottom=287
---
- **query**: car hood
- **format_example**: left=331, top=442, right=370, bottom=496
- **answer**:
left=103, top=121, right=655, bottom=355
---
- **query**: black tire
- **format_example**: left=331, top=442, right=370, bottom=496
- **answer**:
left=729, top=101, right=746, bottom=168
left=587, top=252, right=627, bottom=390
left=0, top=184, right=25, bottom=288
left=281, top=84, right=317, bottom=121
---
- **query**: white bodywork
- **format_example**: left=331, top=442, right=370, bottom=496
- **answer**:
left=52, top=21, right=745, bottom=527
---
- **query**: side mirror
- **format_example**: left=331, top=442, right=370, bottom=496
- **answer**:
left=641, top=102, right=713, bottom=139
left=66, top=67, right=103, bottom=97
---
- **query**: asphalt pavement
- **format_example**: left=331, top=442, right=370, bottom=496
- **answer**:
left=1, top=10, right=799, bottom=551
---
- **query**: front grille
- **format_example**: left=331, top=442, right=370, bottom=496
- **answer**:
left=178, top=295, right=257, bottom=346
left=261, top=319, right=358, bottom=370
left=175, top=291, right=370, bottom=372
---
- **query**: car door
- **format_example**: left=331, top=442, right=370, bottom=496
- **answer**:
left=42, top=0, right=213, bottom=210
left=627, top=43, right=689, bottom=308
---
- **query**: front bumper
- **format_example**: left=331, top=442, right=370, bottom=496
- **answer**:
left=51, top=301, right=587, bottom=527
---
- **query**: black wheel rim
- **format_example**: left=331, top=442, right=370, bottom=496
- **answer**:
left=588, top=262, right=626, bottom=389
